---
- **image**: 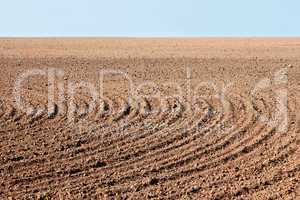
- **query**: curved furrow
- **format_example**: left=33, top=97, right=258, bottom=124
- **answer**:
left=164, top=92, right=299, bottom=198
left=1, top=97, right=152, bottom=178
left=110, top=91, right=298, bottom=197
left=0, top=97, right=111, bottom=171
left=96, top=98, right=225, bottom=171
left=28, top=98, right=227, bottom=195
left=30, top=94, right=252, bottom=195
left=2, top=88, right=299, bottom=199
left=55, top=97, right=184, bottom=160
left=91, top=92, right=287, bottom=194
left=1, top=96, right=202, bottom=194
left=83, top=94, right=256, bottom=189
left=168, top=125, right=298, bottom=199
left=3, top=97, right=180, bottom=184
left=0, top=92, right=258, bottom=197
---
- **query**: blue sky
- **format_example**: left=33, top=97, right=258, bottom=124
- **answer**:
left=1, top=0, right=299, bottom=37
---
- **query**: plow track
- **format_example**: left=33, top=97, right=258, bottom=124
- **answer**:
left=0, top=38, right=299, bottom=199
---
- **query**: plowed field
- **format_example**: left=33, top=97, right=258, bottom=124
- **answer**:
left=0, top=38, right=299, bottom=199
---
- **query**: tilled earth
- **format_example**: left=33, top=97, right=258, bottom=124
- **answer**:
left=0, top=38, right=299, bottom=199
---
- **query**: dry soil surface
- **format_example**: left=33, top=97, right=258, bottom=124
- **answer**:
left=0, top=38, right=299, bottom=199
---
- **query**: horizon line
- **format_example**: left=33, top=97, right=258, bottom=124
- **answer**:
left=1, top=36, right=300, bottom=39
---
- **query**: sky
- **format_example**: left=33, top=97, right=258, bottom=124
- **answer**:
left=0, top=0, right=300, bottom=37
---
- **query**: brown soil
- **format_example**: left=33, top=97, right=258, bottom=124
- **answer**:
left=0, top=38, right=299, bottom=199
